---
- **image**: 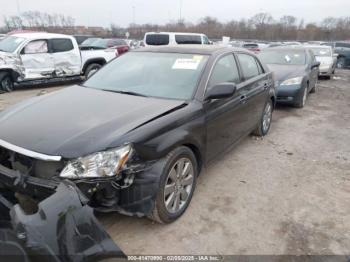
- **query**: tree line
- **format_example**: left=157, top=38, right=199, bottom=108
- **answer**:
left=2, top=11, right=350, bottom=41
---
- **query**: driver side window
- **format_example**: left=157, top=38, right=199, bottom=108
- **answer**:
left=22, top=40, right=48, bottom=54
left=208, top=54, right=240, bottom=88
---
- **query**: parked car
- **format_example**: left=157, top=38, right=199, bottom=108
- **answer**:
left=80, top=37, right=101, bottom=47
left=144, top=32, right=211, bottom=46
left=308, top=45, right=337, bottom=79
left=73, top=35, right=95, bottom=45
left=322, top=42, right=350, bottom=69
left=242, top=43, right=261, bottom=53
left=259, top=47, right=320, bottom=108
left=0, top=46, right=275, bottom=223
left=0, top=33, right=116, bottom=92
left=85, top=38, right=129, bottom=55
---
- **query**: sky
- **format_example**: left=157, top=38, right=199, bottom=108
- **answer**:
left=0, top=0, right=349, bottom=27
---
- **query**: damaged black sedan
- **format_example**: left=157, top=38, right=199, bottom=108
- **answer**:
left=0, top=46, right=275, bottom=225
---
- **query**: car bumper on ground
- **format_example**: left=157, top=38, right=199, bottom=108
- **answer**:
left=276, top=84, right=303, bottom=104
left=0, top=180, right=126, bottom=261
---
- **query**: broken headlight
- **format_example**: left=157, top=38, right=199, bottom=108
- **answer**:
left=60, top=144, right=132, bottom=179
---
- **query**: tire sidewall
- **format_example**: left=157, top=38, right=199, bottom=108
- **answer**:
left=85, top=63, right=102, bottom=78
left=155, top=147, right=198, bottom=223
left=260, top=100, right=273, bottom=136
left=0, top=74, right=14, bottom=92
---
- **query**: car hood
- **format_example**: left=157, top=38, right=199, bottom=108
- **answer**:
left=0, top=85, right=187, bottom=159
left=266, top=64, right=306, bottom=83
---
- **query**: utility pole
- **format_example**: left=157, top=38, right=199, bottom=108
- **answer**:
left=132, top=6, right=136, bottom=25
left=179, top=0, right=182, bottom=22
left=16, top=0, right=21, bottom=15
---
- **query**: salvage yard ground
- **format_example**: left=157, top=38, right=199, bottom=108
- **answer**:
left=0, top=71, right=349, bottom=255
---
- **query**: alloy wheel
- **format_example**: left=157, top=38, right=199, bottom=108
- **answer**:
left=164, top=158, right=194, bottom=214
left=262, top=102, right=272, bottom=133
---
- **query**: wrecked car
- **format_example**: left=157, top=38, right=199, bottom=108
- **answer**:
left=0, top=46, right=275, bottom=225
left=0, top=32, right=116, bottom=92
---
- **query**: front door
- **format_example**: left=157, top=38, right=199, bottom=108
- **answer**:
left=205, top=54, right=245, bottom=161
left=20, top=39, right=55, bottom=80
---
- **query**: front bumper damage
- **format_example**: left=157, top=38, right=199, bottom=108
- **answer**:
left=0, top=180, right=126, bottom=261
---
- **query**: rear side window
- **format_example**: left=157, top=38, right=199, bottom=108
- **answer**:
left=145, top=34, right=169, bottom=45
left=51, top=39, right=74, bottom=53
left=209, top=54, right=240, bottom=87
left=175, top=35, right=202, bottom=44
left=237, top=53, right=260, bottom=80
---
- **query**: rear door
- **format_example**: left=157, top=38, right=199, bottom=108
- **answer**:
left=20, top=39, right=55, bottom=80
left=49, top=38, right=81, bottom=77
left=204, top=53, right=245, bottom=160
left=236, top=53, right=270, bottom=130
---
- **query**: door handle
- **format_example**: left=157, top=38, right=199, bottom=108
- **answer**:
left=263, top=82, right=268, bottom=90
left=240, top=95, right=247, bottom=103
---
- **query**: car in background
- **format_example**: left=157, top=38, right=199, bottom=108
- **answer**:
left=86, top=38, right=130, bottom=55
left=259, top=47, right=320, bottom=108
left=73, top=35, right=95, bottom=45
left=144, top=32, right=211, bottom=46
left=308, top=45, right=337, bottom=79
left=0, top=34, right=6, bottom=40
left=283, top=41, right=302, bottom=46
left=0, top=46, right=275, bottom=223
left=0, top=33, right=116, bottom=91
left=80, top=37, right=101, bottom=47
left=322, top=42, right=350, bottom=69
left=242, top=43, right=261, bottom=53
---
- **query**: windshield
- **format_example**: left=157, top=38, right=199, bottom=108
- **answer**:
left=310, top=48, right=331, bottom=57
left=258, top=50, right=306, bottom=65
left=84, top=52, right=208, bottom=100
left=0, top=36, right=25, bottom=53
left=89, top=39, right=109, bottom=48
left=81, top=38, right=101, bottom=46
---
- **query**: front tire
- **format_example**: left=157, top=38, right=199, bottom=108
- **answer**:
left=295, top=86, right=308, bottom=108
left=149, top=146, right=198, bottom=224
left=252, top=99, right=273, bottom=137
left=0, top=72, right=14, bottom=92
left=336, top=57, right=346, bottom=69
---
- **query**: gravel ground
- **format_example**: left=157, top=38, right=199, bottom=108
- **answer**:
left=0, top=71, right=349, bottom=256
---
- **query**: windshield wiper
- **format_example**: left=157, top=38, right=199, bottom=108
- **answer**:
left=102, top=89, right=148, bottom=97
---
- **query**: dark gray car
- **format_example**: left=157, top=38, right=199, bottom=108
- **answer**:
left=259, top=47, right=320, bottom=108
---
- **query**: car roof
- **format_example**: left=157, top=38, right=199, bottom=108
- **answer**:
left=11, top=32, right=75, bottom=40
left=132, top=45, right=249, bottom=55
left=145, top=32, right=206, bottom=36
left=266, top=46, right=308, bottom=52
left=304, top=45, right=331, bottom=49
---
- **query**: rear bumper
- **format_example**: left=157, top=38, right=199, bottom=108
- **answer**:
left=276, top=84, right=303, bottom=104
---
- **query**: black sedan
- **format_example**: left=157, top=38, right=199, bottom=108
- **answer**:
left=258, top=47, right=320, bottom=108
left=0, top=46, right=275, bottom=223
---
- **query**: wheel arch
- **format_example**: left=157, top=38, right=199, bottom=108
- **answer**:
left=82, top=58, right=107, bottom=74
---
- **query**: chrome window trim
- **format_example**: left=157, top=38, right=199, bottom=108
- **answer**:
left=0, top=139, right=62, bottom=162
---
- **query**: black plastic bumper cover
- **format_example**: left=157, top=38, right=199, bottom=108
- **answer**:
left=0, top=181, right=126, bottom=262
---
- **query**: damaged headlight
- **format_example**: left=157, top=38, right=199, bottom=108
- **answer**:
left=60, top=144, right=132, bottom=179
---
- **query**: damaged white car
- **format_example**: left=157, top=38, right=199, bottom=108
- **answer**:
left=0, top=33, right=117, bottom=92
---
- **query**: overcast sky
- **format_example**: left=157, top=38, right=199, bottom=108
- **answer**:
left=0, top=0, right=349, bottom=27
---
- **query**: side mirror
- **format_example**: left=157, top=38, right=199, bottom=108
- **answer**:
left=205, top=83, right=237, bottom=100
left=312, top=61, right=321, bottom=68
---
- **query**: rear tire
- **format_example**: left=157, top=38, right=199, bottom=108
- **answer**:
left=149, top=146, right=198, bottom=224
left=252, top=100, right=273, bottom=137
left=84, top=63, right=102, bottom=79
left=0, top=72, right=14, bottom=92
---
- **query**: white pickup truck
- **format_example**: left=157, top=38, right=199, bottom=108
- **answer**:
left=0, top=32, right=117, bottom=92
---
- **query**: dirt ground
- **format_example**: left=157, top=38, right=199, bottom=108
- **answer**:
left=0, top=71, right=349, bottom=256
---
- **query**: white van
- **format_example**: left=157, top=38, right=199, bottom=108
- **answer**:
left=144, top=32, right=211, bottom=46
